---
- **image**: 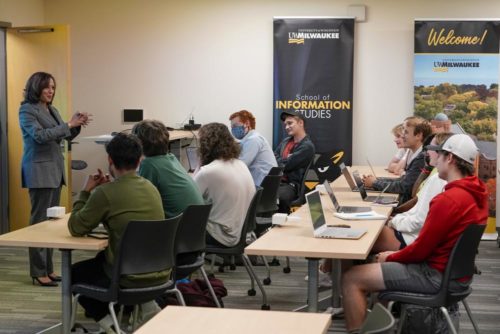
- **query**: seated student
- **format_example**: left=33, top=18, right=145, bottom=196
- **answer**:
left=371, top=132, right=452, bottom=253
left=387, top=123, right=409, bottom=175
left=229, top=110, right=278, bottom=186
left=68, top=133, right=165, bottom=334
left=342, top=134, right=487, bottom=333
left=132, top=119, right=204, bottom=218
left=274, top=110, right=315, bottom=213
left=193, top=123, right=255, bottom=247
left=363, top=116, right=431, bottom=204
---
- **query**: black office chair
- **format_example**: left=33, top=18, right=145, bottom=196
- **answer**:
left=173, top=204, right=221, bottom=308
left=254, top=175, right=283, bottom=273
left=268, top=166, right=284, bottom=176
left=360, top=303, right=396, bottom=334
left=70, top=216, right=184, bottom=332
left=379, top=223, right=486, bottom=334
left=206, top=188, right=271, bottom=310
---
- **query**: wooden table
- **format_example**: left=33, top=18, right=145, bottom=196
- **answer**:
left=135, top=306, right=332, bottom=334
left=245, top=166, right=394, bottom=312
left=79, top=130, right=196, bottom=143
left=0, top=214, right=107, bottom=334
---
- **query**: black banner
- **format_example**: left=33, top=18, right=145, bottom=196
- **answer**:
left=273, top=17, right=354, bottom=183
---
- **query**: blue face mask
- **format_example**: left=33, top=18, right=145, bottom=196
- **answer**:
left=231, top=125, right=246, bottom=140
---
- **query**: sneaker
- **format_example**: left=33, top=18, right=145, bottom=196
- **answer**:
left=304, top=271, right=333, bottom=288
left=128, top=301, right=161, bottom=329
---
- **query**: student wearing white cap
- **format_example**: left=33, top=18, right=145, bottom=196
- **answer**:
left=342, top=134, right=488, bottom=333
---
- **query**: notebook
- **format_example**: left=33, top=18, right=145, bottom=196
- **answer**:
left=359, top=183, right=398, bottom=204
left=186, top=147, right=200, bottom=172
left=322, top=180, right=371, bottom=213
left=306, top=190, right=367, bottom=239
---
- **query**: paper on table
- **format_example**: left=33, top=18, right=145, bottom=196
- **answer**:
left=333, top=211, right=387, bottom=220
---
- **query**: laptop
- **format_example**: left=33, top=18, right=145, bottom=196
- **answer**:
left=306, top=190, right=367, bottom=239
left=339, top=162, right=359, bottom=191
left=322, top=180, right=371, bottom=213
left=186, top=147, right=200, bottom=172
left=359, top=184, right=398, bottom=204
left=366, top=158, right=399, bottom=182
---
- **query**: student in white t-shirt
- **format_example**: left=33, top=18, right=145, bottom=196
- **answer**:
left=194, top=123, right=255, bottom=248
left=387, top=123, right=409, bottom=175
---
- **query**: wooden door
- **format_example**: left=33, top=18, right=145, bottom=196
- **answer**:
left=7, top=25, right=72, bottom=231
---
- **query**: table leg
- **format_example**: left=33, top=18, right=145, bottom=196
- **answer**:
left=306, top=258, right=319, bottom=312
left=36, top=249, right=72, bottom=334
left=331, top=259, right=342, bottom=308
left=61, top=249, right=72, bottom=334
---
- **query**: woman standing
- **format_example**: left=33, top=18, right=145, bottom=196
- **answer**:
left=19, top=72, right=90, bottom=286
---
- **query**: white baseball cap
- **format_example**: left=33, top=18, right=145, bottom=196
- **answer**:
left=426, top=134, right=478, bottom=164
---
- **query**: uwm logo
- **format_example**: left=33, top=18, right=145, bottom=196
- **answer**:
left=289, top=38, right=305, bottom=44
left=288, top=31, right=339, bottom=44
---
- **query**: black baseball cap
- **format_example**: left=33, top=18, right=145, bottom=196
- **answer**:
left=280, top=110, right=306, bottom=122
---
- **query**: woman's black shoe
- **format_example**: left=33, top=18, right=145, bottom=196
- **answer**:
left=32, top=277, right=58, bottom=287
left=48, top=274, right=62, bottom=282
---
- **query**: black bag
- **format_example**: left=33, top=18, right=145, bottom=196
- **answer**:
left=400, top=303, right=460, bottom=334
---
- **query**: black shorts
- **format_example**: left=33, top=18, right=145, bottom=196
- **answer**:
left=393, top=230, right=407, bottom=250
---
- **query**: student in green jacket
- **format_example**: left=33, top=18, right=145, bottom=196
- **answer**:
left=132, top=119, right=204, bottom=218
left=68, top=133, right=165, bottom=333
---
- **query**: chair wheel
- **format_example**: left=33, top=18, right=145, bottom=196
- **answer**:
left=247, top=289, right=256, bottom=296
left=218, top=265, right=225, bottom=273
left=230, top=264, right=236, bottom=270
left=261, top=304, right=271, bottom=310
left=263, top=277, right=271, bottom=285
left=283, top=267, right=291, bottom=274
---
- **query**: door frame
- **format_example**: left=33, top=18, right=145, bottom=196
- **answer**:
left=0, top=22, right=11, bottom=234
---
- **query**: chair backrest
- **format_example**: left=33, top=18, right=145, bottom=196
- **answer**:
left=446, top=223, right=486, bottom=282
left=113, top=215, right=182, bottom=279
left=257, top=175, right=282, bottom=214
left=175, top=204, right=212, bottom=255
left=268, top=166, right=284, bottom=176
left=360, top=303, right=396, bottom=334
left=234, top=187, right=263, bottom=250
left=291, top=155, right=317, bottom=206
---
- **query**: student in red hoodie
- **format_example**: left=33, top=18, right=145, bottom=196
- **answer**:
left=342, top=134, right=488, bottom=333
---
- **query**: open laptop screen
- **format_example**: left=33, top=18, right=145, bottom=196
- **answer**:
left=322, top=180, right=340, bottom=211
left=306, top=190, right=326, bottom=230
left=186, top=147, right=200, bottom=172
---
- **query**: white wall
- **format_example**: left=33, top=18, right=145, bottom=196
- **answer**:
left=0, top=0, right=45, bottom=26
left=13, top=0, right=496, bottom=192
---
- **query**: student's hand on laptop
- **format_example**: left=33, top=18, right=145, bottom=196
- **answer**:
left=375, top=251, right=395, bottom=263
left=362, top=175, right=377, bottom=188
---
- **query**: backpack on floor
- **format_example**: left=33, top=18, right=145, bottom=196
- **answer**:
left=157, top=277, right=227, bottom=308
left=400, top=303, right=460, bottom=334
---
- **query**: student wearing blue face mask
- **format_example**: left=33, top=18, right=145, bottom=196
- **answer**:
left=229, top=110, right=277, bottom=186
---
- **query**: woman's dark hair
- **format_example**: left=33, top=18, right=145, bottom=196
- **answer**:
left=198, top=122, right=240, bottom=166
left=22, top=72, right=56, bottom=105
left=105, top=133, right=143, bottom=170
left=131, top=120, right=170, bottom=157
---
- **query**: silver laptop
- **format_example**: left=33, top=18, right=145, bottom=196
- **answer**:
left=366, top=158, right=399, bottom=182
left=359, top=183, right=398, bottom=204
left=323, top=180, right=371, bottom=213
left=186, top=147, right=200, bottom=172
left=306, top=190, right=367, bottom=239
left=339, top=162, right=359, bottom=191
